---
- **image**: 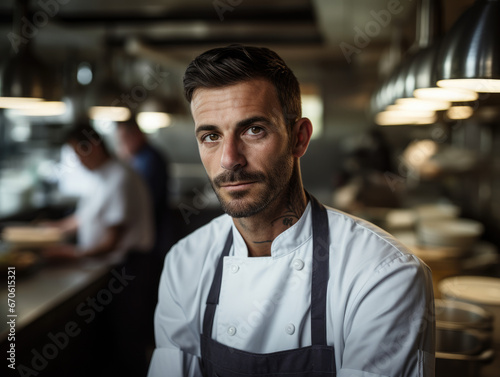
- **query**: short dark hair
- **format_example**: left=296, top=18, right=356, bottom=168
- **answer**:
left=183, top=44, right=301, bottom=128
left=65, top=122, right=109, bottom=156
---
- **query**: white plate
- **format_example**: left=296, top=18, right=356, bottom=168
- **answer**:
left=414, top=203, right=460, bottom=220
left=439, top=276, right=500, bottom=306
left=417, top=218, right=483, bottom=250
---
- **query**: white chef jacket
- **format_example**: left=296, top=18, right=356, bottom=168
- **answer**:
left=148, top=202, right=435, bottom=376
left=76, top=159, right=153, bottom=261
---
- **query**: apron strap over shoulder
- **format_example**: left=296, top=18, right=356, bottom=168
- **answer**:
left=309, top=194, right=330, bottom=347
left=203, top=230, right=233, bottom=338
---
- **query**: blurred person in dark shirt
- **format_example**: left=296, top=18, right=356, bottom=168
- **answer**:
left=116, top=119, right=172, bottom=257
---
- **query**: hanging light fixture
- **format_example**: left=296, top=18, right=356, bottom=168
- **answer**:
left=86, top=43, right=131, bottom=122
left=394, top=98, right=450, bottom=111
left=135, top=95, right=187, bottom=133
left=385, top=0, right=442, bottom=104
left=406, top=0, right=478, bottom=102
left=372, top=0, right=484, bottom=126
left=0, top=0, right=61, bottom=109
left=411, top=42, right=479, bottom=102
left=136, top=97, right=172, bottom=133
left=375, top=110, right=437, bottom=126
left=436, top=0, right=500, bottom=93
left=394, top=0, right=476, bottom=106
left=447, top=105, right=475, bottom=120
left=6, top=101, right=67, bottom=117
left=372, top=0, right=443, bottom=124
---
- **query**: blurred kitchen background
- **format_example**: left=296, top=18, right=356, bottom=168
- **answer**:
left=0, top=0, right=500, bottom=376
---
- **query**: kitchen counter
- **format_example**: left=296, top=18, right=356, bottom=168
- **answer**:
left=0, top=256, right=116, bottom=341
left=0, top=254, right=128, bottom=376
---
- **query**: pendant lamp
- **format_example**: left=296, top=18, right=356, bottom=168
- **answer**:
left=136, top=97, right=173, bottom=133
left=86, top=45, right=131, bottom=123
left=0, top=0, right=61, bottom=109
left=436, top=0, right=500, bottom=93
left=390, top=0, right=473, bottom=109
left=86, top=77, right=131, bottom=122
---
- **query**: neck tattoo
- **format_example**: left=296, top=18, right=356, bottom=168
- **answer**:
left=251, top=186, right=306, bottom=246
left=270, top=201, right=302, bottom=227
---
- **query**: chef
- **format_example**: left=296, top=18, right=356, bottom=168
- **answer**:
left=148, top=45, right=435, bottom=377
left=43, top=123, right=153, bottom=262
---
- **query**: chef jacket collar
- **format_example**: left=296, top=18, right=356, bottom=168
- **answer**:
left=230, top=200, right=313, bottom=258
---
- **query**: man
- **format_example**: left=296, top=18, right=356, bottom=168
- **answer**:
left=148, top=45, right=435, bottom=376
left=116, top=119, right=171, bottom=256
left=43, top=123, right=153, bottom=261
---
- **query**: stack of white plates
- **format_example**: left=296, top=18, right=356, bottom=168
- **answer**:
left=417, top=218, right=483, bottom=256
left=414, top=203, right=460, bottom=221
left=385, top=209, right=416, bottom=230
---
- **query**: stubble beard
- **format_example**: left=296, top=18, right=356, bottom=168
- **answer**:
left=210, top=149, right=294, bottom=218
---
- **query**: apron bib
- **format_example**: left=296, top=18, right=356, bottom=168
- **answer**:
left=201, top=194, right=336, bottom=376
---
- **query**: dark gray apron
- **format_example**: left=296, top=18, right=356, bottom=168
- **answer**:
left=200, top=195, right=336, bottom=376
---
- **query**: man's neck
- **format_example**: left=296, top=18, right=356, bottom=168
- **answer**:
left=232, top=178, right=308, bottom=257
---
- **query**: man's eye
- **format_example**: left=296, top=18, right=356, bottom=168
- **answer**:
left=245, top=126, right=263, bottom=136
left=202, top=134, right=220, bottom=143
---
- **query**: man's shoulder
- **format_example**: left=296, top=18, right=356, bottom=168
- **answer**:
left=324, top=205, right=425, bottom=269
left=322, top=206, right=432, bottom=303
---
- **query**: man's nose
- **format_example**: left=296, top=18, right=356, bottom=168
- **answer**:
left=220, top=137, right=246, bottom=170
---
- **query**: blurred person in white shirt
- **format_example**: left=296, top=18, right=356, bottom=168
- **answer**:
left=43, top=122, right=153, bottom=262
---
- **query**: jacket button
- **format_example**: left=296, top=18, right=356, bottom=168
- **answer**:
left=227, top=326, right=237, bottom=336
left=230, top=264, right=239, bottom=273
left=285, top=323, right=295, bottom=335
left=292, top=259, right=304, bottom=271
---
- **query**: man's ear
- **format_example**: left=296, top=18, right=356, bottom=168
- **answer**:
left=291, top=118, right=313, bottom=158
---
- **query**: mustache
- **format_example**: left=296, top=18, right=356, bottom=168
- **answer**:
left=213, top=169, right=266, bottom=187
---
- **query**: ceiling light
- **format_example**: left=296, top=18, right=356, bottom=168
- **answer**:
left=375, top=110, right=437, bottom=126
left=395, top=98, right=450, bottom=111
left=88, top=106, right=131, bottom=122
left=403, top=3, right=479, bottom=103
left=7, top=101, right=67, bottom=117
left=0, top=97, right=43, bottom=109
left=414, top=87, right=478, bottom=102
left=437, top=79, right=500, bottom=93
left=436, top=0, right=500, bottom=93
left=385, top=105, right=435, bottom=115
left=86, top=77, right=131, bottom=122
left=135, top=95, right=186, bottom=132
left=447, top=106, right=474, bottom=120
left=136, top=112, right=172, bottom=133
left=0, top=0, right=61, bottom=106
left=370, top=0, right=444, bottom=113
left=0, top=48, right=60, bottom=107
